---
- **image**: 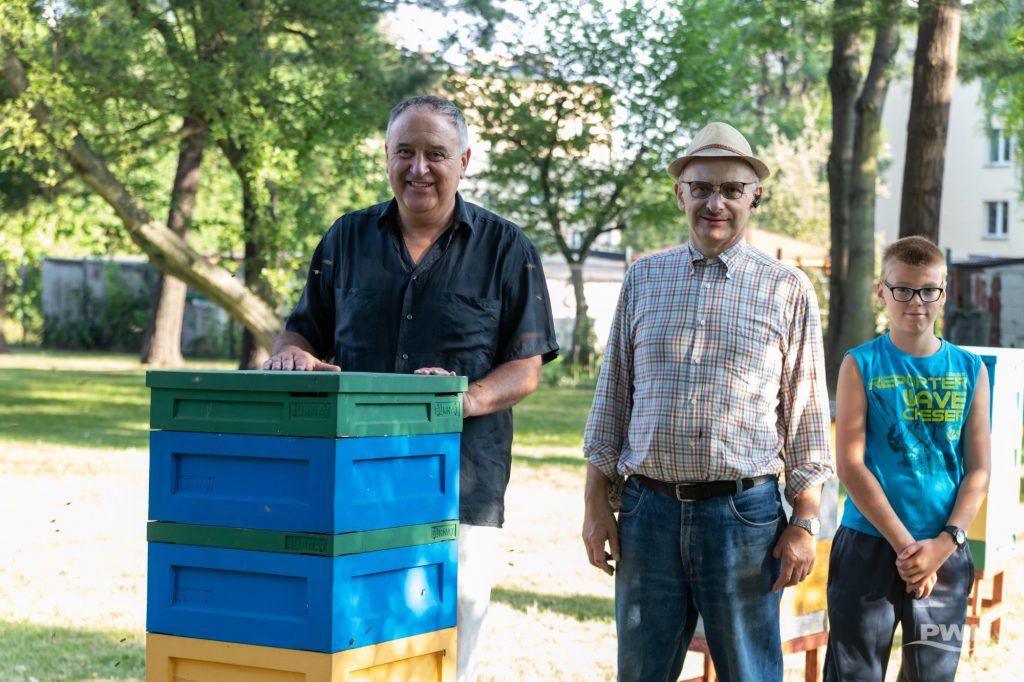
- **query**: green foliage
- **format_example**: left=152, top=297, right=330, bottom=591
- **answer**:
left=755, top=98, right=831, bottom=245
left=960, top=0, right=1024, bottom=190
left=1, top=0, right=500, bottom=330
left=460, top=0, right=768, bottom=256
left=0, top=620, right=144, bottom=682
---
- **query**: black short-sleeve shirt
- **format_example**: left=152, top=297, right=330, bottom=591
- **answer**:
left=286, top=193, right=559, bottom=526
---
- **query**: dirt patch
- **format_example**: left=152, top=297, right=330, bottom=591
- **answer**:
left=1, top=442, right=1019, bottom=681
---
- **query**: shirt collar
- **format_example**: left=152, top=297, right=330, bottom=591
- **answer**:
left=377, top=192, right=475, bottom=233
left=685, top=239, right=748, bottom=275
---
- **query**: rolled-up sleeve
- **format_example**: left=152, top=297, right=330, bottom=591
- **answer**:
left=497, top=236, right=559, bottom=365
left=584, top=266, right=635, bottom=481
left=777, top=274, right=834, bottom=502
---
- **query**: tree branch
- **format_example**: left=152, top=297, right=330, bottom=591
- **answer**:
left=2, top=49, right=281, bottom=347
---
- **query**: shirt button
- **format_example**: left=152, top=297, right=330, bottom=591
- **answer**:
left=699, top=319, right=706, bottom=326
left=406, top=314, right=413, bottom=320
left=690, top=397, right=697, bottom=405
left=401, top=353, right=409, bottom=360
left=693, top=358, right=700, bottom=364
left=703, top=283, right=711, bottom=289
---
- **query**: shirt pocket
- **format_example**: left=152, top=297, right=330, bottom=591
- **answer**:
left=718, top=319, right=785, bottom=441
left=437, top=291, right=501, bottom=359
left=335, top=288, right=382, bottom=352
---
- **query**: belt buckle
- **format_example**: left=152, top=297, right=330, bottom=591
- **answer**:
left=674, top=482, right=701, bottom=502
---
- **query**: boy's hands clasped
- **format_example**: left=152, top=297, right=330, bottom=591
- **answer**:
left=896, top=536, right=955, bottom=599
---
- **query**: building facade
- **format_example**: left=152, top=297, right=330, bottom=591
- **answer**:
left=876, top=78, right=1022, bottom=260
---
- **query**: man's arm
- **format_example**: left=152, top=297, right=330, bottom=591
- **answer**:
left=771, top=485, right=821, bottom=591
left=897, top=362, right=991, bottom=586
left=771, top=276, right=834, bottom=591
left=263, top=331, right=340, bottom=371
left=582, top=462, right=619, bottom=576
left=415, top=354, right=542, bottom=418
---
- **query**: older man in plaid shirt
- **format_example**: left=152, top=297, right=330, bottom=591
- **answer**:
left=582, top=122, right=834, bottom=682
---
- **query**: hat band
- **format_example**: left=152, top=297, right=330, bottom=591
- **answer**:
left=689, top=142, right=749, bottom=157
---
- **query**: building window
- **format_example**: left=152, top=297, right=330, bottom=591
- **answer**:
left=986, top=201, right=1008, bottom=238
left=989, top=129, right=1012, bottom=165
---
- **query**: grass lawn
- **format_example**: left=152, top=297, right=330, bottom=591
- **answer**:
left=0, top=350, right=234, bottom=450
left=0, top=621, right=144, bottom=682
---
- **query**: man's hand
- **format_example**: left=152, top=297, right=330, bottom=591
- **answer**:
left=582, top=499, right=619, bottom=576
left=896, top=537, right=955, bottom=586
left=263, top=347, right=339, bottom=372
left=413, top=367, right=456, bottom=376
left=771, top=524, right=816, bottom=592
left=583, top=462, right=619, bottom=577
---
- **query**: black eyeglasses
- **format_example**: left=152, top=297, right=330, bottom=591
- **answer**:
left=678, top=180, right=756, bottom=200
left=882, top=281, right=944, bottom=303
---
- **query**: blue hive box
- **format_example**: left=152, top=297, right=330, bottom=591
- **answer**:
left=147, top=540, right=458, bottom=652
left=149, top=431, right=459, bottom=533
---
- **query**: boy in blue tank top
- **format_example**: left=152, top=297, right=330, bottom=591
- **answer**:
left=824, top=236, right=990, bottom=681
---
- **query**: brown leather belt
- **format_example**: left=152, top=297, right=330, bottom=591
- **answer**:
left=633, top=473, right=778, bottom=502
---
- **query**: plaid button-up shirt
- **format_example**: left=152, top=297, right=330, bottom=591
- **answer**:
left=584, top=240, right=834, bottom=503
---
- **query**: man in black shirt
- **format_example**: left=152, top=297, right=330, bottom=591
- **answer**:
left=264, top=95, right=559, bottom=680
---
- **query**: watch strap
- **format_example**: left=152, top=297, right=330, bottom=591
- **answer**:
left=942, top=525, right=966, bottom=547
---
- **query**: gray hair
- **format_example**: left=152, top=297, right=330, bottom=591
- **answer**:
left=386, top=95, right=469, bottom=154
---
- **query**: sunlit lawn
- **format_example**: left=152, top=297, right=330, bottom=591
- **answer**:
left=0, top=350, right=234, bottom=449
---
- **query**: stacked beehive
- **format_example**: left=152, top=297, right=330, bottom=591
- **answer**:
left=143, top=370, right=466, bottom=681
left=961, top=347, right=1024, bottom=573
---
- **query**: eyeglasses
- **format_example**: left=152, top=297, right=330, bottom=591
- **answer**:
left=678, top=180, right=757, bottom=200
left=882, top=281, right=944, bottom=303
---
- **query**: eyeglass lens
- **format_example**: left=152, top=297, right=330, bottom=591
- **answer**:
left=887, top=284, right=943, bottom=302
left=685, top=182, right=749, bottom=200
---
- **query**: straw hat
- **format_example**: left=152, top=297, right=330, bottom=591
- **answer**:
left=667, top=122, right=771, bottom=180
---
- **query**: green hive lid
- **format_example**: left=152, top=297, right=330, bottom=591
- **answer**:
left=147, top=520, right=460, bottom=556
left=146, top=370, right=467, bottom=394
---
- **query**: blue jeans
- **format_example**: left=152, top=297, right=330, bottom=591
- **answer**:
left=615, top=476, right=786, bottom=682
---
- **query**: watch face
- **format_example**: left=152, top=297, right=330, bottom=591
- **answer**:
left=946, top=526, right=966, bottom=546
left=809, top=518, right=821, bottom=535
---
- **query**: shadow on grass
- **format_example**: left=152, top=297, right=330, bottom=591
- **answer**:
left=512, top=454, right=585, bottom=469
left=0, top=367, right=150, bottom=450
left=491, top=587, right=614, bottom=622
left=0, top=620, right=144, bottom=681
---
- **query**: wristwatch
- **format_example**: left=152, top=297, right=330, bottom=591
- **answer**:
left=789, top=517, right=820, bottom=536
left=942, top=525, right=967, bottom=547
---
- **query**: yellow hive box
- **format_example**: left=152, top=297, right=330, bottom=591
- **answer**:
left=781, top=539, right=832, bottom=617
left=146, top=628, right=456, bottom=682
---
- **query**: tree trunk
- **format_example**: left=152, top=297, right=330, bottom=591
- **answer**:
left=2, top=51, right=282, bottom=348
left=825, top=0, right=863, bottom=394
left=567, top=259, right=592, bottom=371
left=235, top=173, right=274, bottom=369
left=899, top=0, right=961, bottom=241
left=141, top=114, right=209, bottom=366
left=825, top=0, right=901, bottom=394
left=0, top=262, right=9, bottom=354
